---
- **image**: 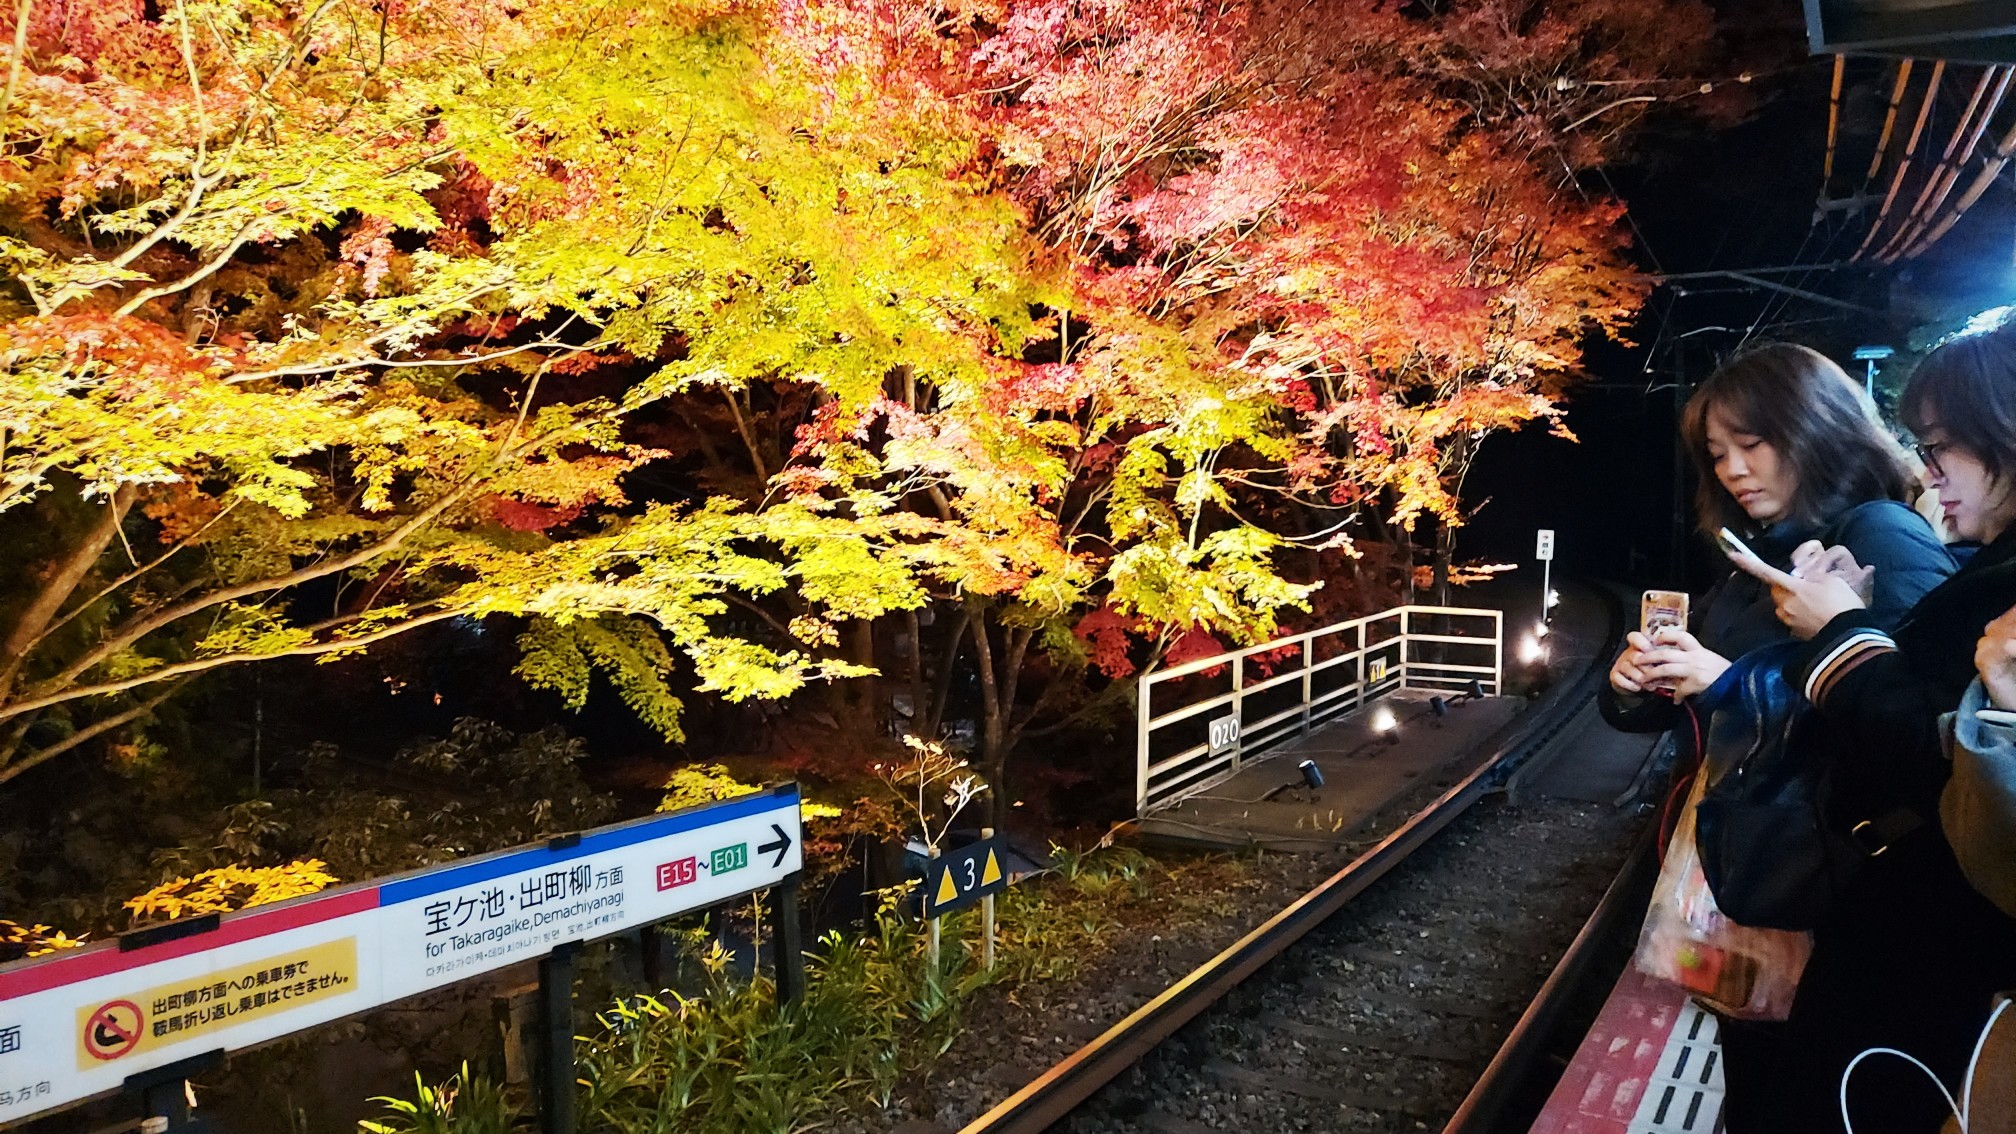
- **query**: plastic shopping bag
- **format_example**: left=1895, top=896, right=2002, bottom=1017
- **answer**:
left=1634, top=771, right=1813, bottom=1020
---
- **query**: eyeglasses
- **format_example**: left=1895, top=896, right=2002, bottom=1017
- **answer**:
left=1916, top=441, right=1953, bottom=479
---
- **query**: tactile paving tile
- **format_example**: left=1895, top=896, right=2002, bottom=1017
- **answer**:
left=1624, top=1001, right=1725, bottom=1134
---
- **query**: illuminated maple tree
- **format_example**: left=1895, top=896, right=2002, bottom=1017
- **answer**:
left=0, top=0, right=1721, bottom=799
left=0, top=0, right=1043, bottom=783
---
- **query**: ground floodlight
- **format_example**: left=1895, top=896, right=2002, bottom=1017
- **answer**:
left=1299, top=760, right=1325, bottom=789
left=1467, top=679, right=1486, bottom=700
left=1429, top=696, right=1448, bottom=725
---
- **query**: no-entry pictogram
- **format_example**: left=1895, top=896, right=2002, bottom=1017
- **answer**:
left=82, top=1001, right=142, bottom=1062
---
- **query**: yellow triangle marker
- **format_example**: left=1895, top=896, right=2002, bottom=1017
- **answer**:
left=934, top=866, right=960, bottom=909
left=981, top=849, right=1003, bottom=887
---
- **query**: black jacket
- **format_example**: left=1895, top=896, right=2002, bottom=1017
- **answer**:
left=1601, top=500, right=1953, bottom=736
left=1753, top=529, right=2016, bottom=1134
left=1791, top=526, right=2016, bottom=824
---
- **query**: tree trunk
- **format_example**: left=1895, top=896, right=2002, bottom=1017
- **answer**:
left=1397, top=529, right=1416, bottom=605
left=902, top=609, right=925, bottom=739
left=848, top=619, right=879, bottom=732
left=1433, top=519, right=1454, bottom=608
left=965, top=601, right=1007, bottom=829
left=921, top=604, right=969, bottom=740
left=0, top=485, right=135, bottom=699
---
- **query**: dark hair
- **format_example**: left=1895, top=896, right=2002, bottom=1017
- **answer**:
left=1899, top=311, right=2016, bottom=484
left=1681, top=343, right=1915, bottom=537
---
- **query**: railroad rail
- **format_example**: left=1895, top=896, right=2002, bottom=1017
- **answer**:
left=958, top=585, right=1628, bottom=1134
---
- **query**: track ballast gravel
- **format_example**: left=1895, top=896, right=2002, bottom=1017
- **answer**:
left=1057, top=785, right=1645, bottom=1134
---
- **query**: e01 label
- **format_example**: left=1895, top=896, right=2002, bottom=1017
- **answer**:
left=710, top=844, right=748, bottom=875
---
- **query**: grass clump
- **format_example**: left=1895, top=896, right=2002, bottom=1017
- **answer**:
left=364, top=842, right=1228, bottom=1134
left=577, top=892, right=994, bottom=1132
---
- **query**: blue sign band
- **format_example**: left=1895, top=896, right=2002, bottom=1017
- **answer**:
left=378, top=788, right=798, bottom=906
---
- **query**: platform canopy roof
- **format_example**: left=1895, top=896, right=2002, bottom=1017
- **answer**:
left=1806, top=0, right=2016, bottom=62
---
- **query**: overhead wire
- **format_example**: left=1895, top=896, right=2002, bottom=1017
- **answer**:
left=1740, top=222, right=1824, bottom=348
left=1877, top=65, right=2012, bottom=262
left=1854, top=60, right=1944, bottom=260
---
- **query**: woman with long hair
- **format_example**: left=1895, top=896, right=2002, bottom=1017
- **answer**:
left=1603, top=343, right=1950, bottom=724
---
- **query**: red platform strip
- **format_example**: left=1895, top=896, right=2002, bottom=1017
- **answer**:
left=1529, top=967, right=1689, bottom=1134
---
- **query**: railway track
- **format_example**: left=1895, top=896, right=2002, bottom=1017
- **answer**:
left=958, top=585, right=1656, bottom=1134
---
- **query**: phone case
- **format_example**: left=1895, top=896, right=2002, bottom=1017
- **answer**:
left=1641, top=590, right=1688, bottom=637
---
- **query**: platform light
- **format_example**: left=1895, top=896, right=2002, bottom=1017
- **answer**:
left=1371, top=705, right=1397, bottom=737
left=1533, top=620, right=1550, bottom=639
left=1520, top=634, right=1547, bottom=664
left=1545, top=588, right=1561, bottom=610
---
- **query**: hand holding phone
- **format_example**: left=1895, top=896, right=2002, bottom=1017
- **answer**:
left=1718, top=527, right=1799, bottom=589
left=1718, top=527, right=1870, bottom=638
left=1617, top=590, right=1691, bottom=696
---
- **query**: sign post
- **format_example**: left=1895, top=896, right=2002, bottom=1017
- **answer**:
left=1535, top=529, right=1557, bottom=628
left=979, top=828, right=997, bottom=972
left=0, top=786, right=805, bottom=1132
left=925, top=847, right=942, bottom=971
left=536, top=943, right=579, bottom=1134
left=771, top=876, right=803, bottom=1003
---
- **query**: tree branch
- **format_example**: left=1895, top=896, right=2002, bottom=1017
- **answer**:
left=721, top=387, right=769, bottom=484
left=230, top=337, right=587, bottom=383
left=723, top=592, right=795, bottom=642
left=115, top=223, right=253, bottom=317
left=0, top=0, right=35, bottom=144
left=25, top=498, right=241, bottom=655
left=19, top=479, right=480, bottom=709
left=1, top=608, right=464, bottom=723
left=0, top=682, right=186, bottom=786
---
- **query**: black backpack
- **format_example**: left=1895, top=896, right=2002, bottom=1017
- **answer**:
left=1691, top=642, right=1875, bottom=931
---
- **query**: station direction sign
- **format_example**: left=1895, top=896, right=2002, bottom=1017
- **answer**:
left=922, top=836, right=1008, bottom=919
left=0, top=785, right=803, bottom=1126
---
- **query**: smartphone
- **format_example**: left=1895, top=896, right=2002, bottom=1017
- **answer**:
left=1641, top=589, right=1688, bottom=638
left=1715, top=526, right=1758, bottom=563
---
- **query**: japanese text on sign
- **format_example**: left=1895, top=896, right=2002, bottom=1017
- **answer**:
left=78, top=938, right=355, bottom=1068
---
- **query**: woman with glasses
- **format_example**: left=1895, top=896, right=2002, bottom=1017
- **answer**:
left=1742, top=316, right=2016, bottom=1132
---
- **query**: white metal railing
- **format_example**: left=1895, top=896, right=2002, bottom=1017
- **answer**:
left=1134, top=604, right=1503, bottom=817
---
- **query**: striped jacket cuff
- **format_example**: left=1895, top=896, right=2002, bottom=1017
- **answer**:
left=1803, top=628, right=1897, bottom=706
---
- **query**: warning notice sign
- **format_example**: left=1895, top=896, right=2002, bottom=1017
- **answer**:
left=73, top=939, right=356, bottom=1069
